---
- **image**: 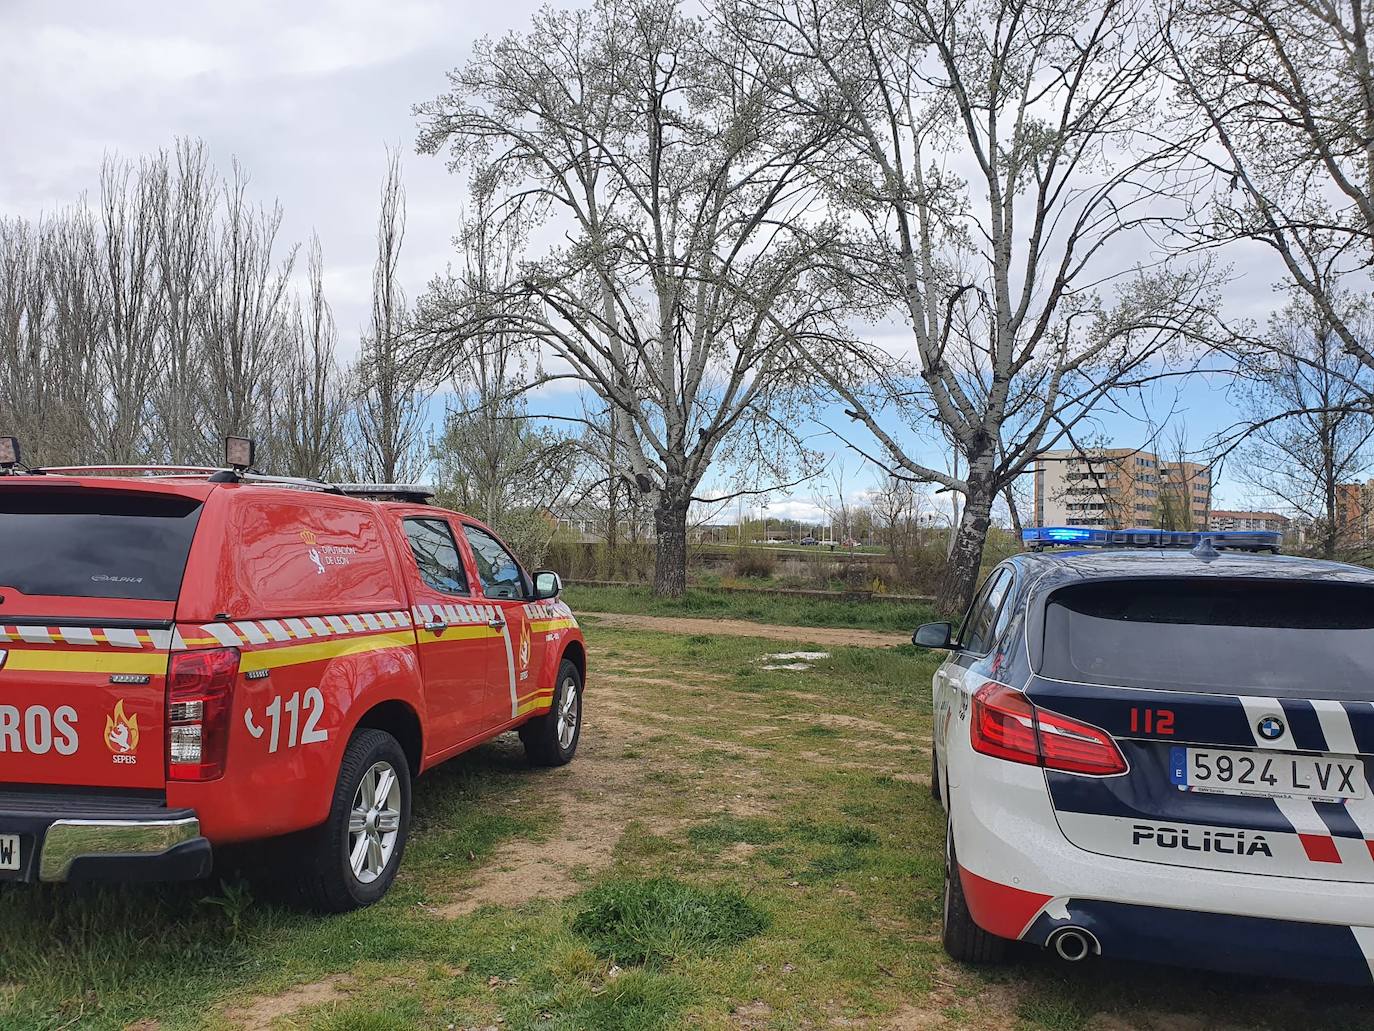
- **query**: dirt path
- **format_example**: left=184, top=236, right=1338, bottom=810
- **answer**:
left=581, top=611, right=911, bottom=648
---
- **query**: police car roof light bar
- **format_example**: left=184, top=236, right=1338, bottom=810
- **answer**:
left=1022, top=526, right=1281, bottom=553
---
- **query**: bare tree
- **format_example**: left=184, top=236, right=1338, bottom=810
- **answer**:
left=0, top=210, right=107, bottom=465
left=1231, top=300, right=1374, bottom=557
left=1167, top=0, right=1374, bottom=387
left=1, top=140, right=354, bottom=474
left=816, top=465, right=853, bottom=544
left=415, top=0, right=842, bottom=596
left=96, top=154, right=164, bottom=463
left=353, top=149, right=426, bottom=483
left=198, top=160, right=297, bottom=461
left=871, top=475, right=919, bottom=557
left=1153, top=425, right=1207, bottom=531
left=735, top=0, right=1217, bottom=613
left=273, top=235, right=351, bottom=478
left=426, top=200, right=581, bottom=558
left=151, top=139, right=216, bottom=463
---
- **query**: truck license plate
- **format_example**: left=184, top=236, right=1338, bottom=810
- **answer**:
left=0, top=834, right=20, bottom=870
left=1170, top=747, right=1366, bottom=802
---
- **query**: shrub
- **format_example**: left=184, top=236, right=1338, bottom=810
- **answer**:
left=570, top=877, right=769, bottom=966
left=730, top=547, right=777, bottom=579
left=545, top=540, right=653, bottom=581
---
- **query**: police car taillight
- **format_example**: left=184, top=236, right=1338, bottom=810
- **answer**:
left=167, top=647, right=239, bottom=781
left=971, top=682, right=1125, bottom=776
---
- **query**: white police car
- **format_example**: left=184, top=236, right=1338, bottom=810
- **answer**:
left=917, top=528, right=1374, bottom=984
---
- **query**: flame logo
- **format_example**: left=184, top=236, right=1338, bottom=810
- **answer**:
left=104, top=699, right=139, bottom=755
left=518, top=621, right=531, bottom=670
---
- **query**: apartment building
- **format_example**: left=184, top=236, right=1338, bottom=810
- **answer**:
left=1033, top=448, right=1212, bottom=530
left=1208, top=510, right=1289, bottom=534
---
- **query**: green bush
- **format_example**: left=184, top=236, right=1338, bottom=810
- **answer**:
left=570, top=877, right=768, bottom=966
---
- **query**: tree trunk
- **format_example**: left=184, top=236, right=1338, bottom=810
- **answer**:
left=653, top=498, right=689, bottom=598
left=936, top=471, right=996, bottom=617
left=1002, top=482, right=1023, bottom=538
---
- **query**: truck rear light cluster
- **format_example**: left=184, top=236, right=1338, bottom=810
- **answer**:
left=971, top=682, right=1126, bottom=776
left=167, top=647, right=239, bottom=781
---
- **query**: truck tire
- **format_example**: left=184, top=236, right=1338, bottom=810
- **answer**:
left=942, top=812, right=1007, bottom=964
left=520, top=658, right=582, bottom=767
left=290, top=728, right=412, bottom=913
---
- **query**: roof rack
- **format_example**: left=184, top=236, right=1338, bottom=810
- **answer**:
left=2, top=462, right=434, bottom=504
left=238, top=472, right=343, bottom=494
left=11, top=465, right=345, bottom=493
left=24, top=464, right=223, bottom=477
left=1022, top=526, right=1281, bottom=554
left=335, top=483, right=435, bottom=504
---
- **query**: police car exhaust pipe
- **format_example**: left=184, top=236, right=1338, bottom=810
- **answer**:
left=1049, top=928, right=1097, bottom=963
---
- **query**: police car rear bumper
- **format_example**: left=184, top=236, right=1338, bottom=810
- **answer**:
left=1020, top=897, right=1374, bottom=985
left=953, top=755, right=1374, bottom=943
left=0, top=791, right=211, bottom=883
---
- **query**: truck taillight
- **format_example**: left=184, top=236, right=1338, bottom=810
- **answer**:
left=971, top=682, right=1126, bottom=776
left=166, top=647, right=239, bottom=781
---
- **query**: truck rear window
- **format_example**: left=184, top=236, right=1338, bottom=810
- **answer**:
left=1042, top=578, right=1374, bottom=698
left=0, top=490, right=202, bottom=601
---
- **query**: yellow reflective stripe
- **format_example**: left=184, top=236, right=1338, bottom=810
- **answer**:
left=239, top=630, right=415, bottom=673
left=515, top=693, right=555, bottom=716
left=2, top=650, right=168, bottom=675
left=415, top=625, right=504, bottom=643
left=530, top=618, right=577, bottom=633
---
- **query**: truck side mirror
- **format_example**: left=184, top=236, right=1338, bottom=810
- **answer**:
left=912, top=621, right=955, bottom=649
left=532, top=570, right=562, bottom=600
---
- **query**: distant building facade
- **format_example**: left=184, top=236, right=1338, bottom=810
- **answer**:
left=1208, top=510, right=1290, bottom=534
left=1033, top=447, right=1212, bottom=530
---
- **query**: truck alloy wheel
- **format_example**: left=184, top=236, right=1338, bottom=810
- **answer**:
left=289, top=728, right=412, bottom=912
left=556, top=673, right=580, bottom=750
left=520, top=658, right=583, bottom=766
left=348, top=759, right=403, bottom=885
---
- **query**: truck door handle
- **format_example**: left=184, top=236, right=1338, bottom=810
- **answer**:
left=423, top=620, right=448, bottom=633
left=488, top=618, right=506, bottom=630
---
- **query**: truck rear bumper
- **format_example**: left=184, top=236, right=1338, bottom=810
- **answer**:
left=0, top=790, right=212, bottom=883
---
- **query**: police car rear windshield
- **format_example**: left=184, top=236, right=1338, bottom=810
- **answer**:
left=0, top=490, right=202, bottom=602
left=1042, top=579, right=1374, bottom=699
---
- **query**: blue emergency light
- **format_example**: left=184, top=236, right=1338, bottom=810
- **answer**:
left=1022, top=526, right=1281, bottom=553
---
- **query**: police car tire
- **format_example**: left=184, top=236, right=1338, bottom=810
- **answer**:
left=292, top=729, right=412, bottom=913
left=942, top=815, right=1007, bottom=964
left=520, top=659, right=582, bottom=767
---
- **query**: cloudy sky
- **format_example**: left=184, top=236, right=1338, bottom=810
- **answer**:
left=0, top=0, right=1292, bottom=518
left=0, top=0, right=547, bottom=343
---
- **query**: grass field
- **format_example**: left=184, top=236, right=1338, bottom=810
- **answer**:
left=0, top=623, right=1366, bottom=1029
left=563, top=584, right=938, bottom=633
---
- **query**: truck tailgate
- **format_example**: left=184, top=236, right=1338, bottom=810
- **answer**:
left=0, top=622, right=171, bottom=790
left=0, top=483, right=206, bottom=791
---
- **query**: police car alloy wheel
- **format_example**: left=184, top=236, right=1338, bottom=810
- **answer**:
left=940, top=810, right=1007, bottom=964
